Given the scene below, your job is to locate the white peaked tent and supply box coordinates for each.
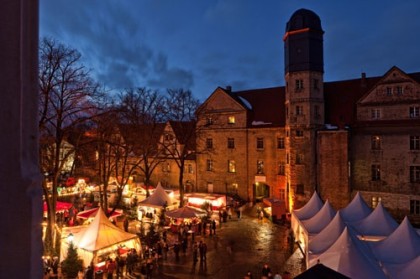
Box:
[352,202,398,238]
[340,192,372,222]
[302,200,336,235]
[291,191,324,253]
[139,183,173,208]
[293,191,324,220]
[312,227,387,279]
[383,256,420,279]
[371,216,420,264]
[61,208,141,267]
[308,211,346,266]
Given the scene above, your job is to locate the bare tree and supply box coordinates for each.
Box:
[163,89,201,207]
[38,37,100,255]
[117,88,167,196]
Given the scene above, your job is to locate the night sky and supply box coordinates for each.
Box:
[40,0,420,101]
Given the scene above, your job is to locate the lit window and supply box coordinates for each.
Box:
[371,136,381,150]
[187,164,193,174]
[228,116,236,124]
[277,138,285,149]
[206,138,213,149]
[410,136,420,150]
[371,197,382,208]
[410,107,419,118]
[227,138,235,149]
[228,160,236,173]
[257,160,264,174]
[371,109,381,120]
[371,164,381,181]
[206,159,213,171]
[257,138,264,149]
[410,166,420,183]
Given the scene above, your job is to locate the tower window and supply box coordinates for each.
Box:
[206,159,213,171]
[257,138,264,149]
[227,138,235,149]
[296,106,303,115]
[228,160,236,173]
[257,160,264,174]
[206,138,213,149]
[313,79,319,90]
[277,137,285,149]
[295,79,304,91]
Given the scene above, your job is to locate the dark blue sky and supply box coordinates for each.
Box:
[40,0,420,101]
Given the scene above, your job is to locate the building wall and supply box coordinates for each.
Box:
[318,130,350,209]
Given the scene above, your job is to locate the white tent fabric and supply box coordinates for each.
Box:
[139,183,173,208]
[308,211,346,265]
[61,208,140,267]
[371,216,420,264]
[294,191,324,220]
[351,202,398,237]
[312,227,387,279]
[302,200,336,235]
[383,256,420,279]
[340,192,372,222]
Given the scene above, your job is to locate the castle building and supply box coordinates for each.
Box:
[196,9,420,223]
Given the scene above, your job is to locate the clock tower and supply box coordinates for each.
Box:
[284,9,325,209]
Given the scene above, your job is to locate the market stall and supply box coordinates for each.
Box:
[137,183,178,222]
[60,208,141,268]
[165,206,207,233]
[185,193,226,211]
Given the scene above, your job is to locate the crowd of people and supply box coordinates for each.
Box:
[244,263,291,279]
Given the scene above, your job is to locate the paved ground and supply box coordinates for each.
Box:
[129,204,305,279]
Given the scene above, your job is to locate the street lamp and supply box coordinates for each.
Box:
[67,233,74,243]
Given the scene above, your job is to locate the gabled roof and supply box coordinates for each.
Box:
[232,86,285,127]
[167,120,196,150]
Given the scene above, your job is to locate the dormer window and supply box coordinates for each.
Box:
[228,116,236,124]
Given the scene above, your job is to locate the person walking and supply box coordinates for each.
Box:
[211,220,217,235]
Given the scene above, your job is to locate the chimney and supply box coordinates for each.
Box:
[226,85,232,93]
[361,72,367,88]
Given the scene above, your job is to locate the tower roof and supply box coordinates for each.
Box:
[286,8,323,32]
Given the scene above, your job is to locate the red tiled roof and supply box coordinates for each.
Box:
[228,71,420,129]
[232,86,286,127]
